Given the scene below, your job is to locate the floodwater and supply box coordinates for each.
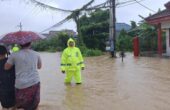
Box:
[1,52,170,110]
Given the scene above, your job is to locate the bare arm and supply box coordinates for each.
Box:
[5,54,14,70]
[4,63,13,70]
[37,56,42,69]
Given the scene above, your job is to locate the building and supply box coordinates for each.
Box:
[42,29,77,38]
[145,1,170,56]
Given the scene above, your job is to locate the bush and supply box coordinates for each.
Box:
[32,32,70,52]
[84,49,103,57]
[78,45,88,55]
[79,45,103,56]
[32,32,103,57]
[32,40,49,51]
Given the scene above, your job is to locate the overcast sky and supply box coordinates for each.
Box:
[0,0,168,35]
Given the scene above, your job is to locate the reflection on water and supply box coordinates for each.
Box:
[1,52,170,110]
[63,85,86,110]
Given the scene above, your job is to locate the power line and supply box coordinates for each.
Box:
[39,0,153,33]
[38,0,144,33]
[117,0,145,8]
[30,0,73,12]
[90,0,146,9]
[14,0,54,31]
[134,0,156,12]
[39,0,95,33]
[41,17,70,33]
[85,1,109,11]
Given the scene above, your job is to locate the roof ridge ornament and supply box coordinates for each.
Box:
[165,2,170,9]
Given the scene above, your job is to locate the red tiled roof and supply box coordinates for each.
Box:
[146,9,170,21]
[145,2,170,24]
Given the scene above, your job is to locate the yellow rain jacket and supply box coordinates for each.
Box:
[12,45,20,52]
[61,38,85,83]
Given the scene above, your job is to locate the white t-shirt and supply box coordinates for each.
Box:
[7,49,41,89]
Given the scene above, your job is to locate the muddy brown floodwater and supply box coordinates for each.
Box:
[1,52,170,110]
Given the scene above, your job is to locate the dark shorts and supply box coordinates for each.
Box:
[0,90,15,108]
[15,82,40,110]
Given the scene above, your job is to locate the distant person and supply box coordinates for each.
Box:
[119,50,125,62]
[5,42,42,110]
[12,44,20,53]
[119,41,126,62]
[60,38,85,84]
[0,45,15,110]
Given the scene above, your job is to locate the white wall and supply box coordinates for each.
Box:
[161,22,170,56]
[162,21,170,29]
[165,29,170,56]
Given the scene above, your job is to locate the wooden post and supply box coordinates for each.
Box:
[157,23,162,56]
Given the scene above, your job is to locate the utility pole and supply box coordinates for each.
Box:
[109,0,116,57]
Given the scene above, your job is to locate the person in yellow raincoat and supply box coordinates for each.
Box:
[60,38,85,84]
[12,44,20,53]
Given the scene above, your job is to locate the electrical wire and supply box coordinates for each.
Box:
[134,0,156,12]
[29,0,73,12]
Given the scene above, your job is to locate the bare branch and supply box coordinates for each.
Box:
[81,0,95,10]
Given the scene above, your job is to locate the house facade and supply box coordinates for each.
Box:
[145,2,170,56]
[43,29,77,38]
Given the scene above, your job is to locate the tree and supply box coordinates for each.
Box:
[128,21,160,52]
[128,21,138,38]
[79,9,109,51]
[32,32,70,52]
[117,29,132,51]
[130,21,137,29]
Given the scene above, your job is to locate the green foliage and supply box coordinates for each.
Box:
[84,49,103,57]
[32,32,70,52]
[117,29,133,51]
[130,21,137,29]
[32,40,50,51]
[79,9,109,51]
[78,45,103,57]
[133,22,158,52]
[128,22,166,52]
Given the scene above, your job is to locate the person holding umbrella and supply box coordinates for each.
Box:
[1,31,45,110]
[5,42,42,110]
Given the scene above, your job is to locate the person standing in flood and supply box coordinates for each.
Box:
[4,42,42,110]
[60,38,85,84]
[11,44,20,53]
[0,45,15,110]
